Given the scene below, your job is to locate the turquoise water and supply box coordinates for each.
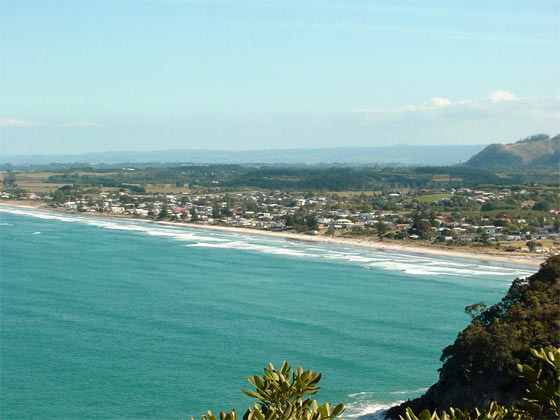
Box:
[0,208,534,419]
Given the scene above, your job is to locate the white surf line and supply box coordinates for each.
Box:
[0,206,538,277]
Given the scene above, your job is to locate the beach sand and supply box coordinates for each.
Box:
[0,201,546,267]
[157,221,544,267]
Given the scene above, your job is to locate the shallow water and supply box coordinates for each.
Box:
[0,208,534,419]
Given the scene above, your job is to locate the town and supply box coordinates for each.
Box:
[2,169,558,256]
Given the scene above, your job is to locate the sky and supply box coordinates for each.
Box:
[1,0,559,155]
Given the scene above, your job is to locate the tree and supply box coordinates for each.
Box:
[526,241,537,252]
[481,202,497,212]
[387,255,560,418]
[212,201,221,219]
[283,214,295,227]
[190,207,198,221]
[400,346,560,420]
[532,201,551,212]
[361,203,373,213]
[305,214,318,230]
[220,206,232,218]
[52,189,67,203]
[157,205,169,220]
[464,302,487,321]
[479,230,490,246]
[376,218,387,241]
[413,220,432,239]
[2,171,16,188]
[429,211,437,226]
[192,362,344,420]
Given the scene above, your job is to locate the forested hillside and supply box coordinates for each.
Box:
[387,256,560,418]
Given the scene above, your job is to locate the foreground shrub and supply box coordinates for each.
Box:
[399,346,560,420]
[192,361,344,420]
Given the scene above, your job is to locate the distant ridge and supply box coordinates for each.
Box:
[2,144,484,166]
[465,134,559,169]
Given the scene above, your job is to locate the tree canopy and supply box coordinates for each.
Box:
[387,255,560,418]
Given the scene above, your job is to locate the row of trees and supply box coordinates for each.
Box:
[41,165,559,192]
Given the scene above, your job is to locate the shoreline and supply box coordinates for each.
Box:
[0,201,546,267]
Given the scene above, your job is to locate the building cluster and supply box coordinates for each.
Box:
[2,186,558,255]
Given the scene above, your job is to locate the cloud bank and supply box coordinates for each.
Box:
[2,92,558,155]
[0,118,38,127]
[61,121,97,128]
[351,91,559,124]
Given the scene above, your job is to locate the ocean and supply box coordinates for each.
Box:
[0,207,535,419]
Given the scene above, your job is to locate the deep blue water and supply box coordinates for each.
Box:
[0,208,534,419]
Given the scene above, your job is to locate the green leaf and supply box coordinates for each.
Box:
[331,403,344,418]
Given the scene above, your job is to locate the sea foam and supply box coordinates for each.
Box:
[0,206,534,280]
[343,391,403,420]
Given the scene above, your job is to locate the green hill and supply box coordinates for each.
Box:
[466,134,559,169]
[386,255,560,419]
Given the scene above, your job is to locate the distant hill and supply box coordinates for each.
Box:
[1,144,484,166]
[466,134,559,169]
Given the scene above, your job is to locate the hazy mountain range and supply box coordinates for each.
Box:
[2,144,484,166]
[5,135,557,167]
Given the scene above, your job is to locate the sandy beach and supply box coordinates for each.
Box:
[159,221,544,267]
[0,201,546,267]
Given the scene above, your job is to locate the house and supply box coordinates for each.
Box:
[481,226,497,237]
[335,219,354,227]
[458,233,475,242]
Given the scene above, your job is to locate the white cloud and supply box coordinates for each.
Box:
[489,90,517,102]
[0,118,38,127]
[428,97,452,107]
[61,121,97,127]
[351,92,558,123]
[399,97,453,113]
[348,92,559,145]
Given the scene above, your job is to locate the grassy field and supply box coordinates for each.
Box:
[144,184,191,194]
[3,172,57,181]
[1,172,61,193]
[329,191,382,197]
[498,240,558,248]
[414,193,453,203]
[0,172,122,193]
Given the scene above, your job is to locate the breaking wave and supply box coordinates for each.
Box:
[0,206,534,279]
[342,388,428,420]
[342,392,401,420]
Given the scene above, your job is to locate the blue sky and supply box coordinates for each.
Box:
[1,0,559,155]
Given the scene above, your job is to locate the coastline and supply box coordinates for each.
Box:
[0,201,546,267]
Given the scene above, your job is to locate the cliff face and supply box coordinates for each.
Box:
[466,134,559,169]
[386,256,560,419]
